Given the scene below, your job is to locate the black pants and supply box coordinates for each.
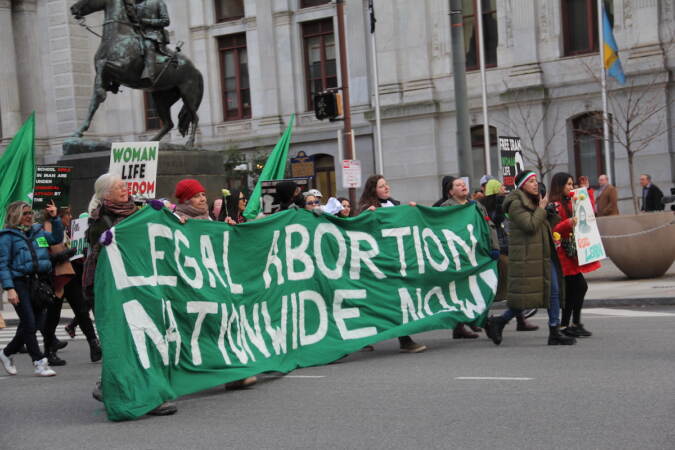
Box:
[4,278,45,361]
[562,273,588,327]
[42,296,63,353]
[64,269,97,342]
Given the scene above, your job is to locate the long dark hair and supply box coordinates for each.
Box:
[222,189,243,222]
[337,197,351,217]
[358,174,385,213]
[549,172,573,215]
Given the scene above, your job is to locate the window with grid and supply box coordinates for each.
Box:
[300,0,331,8]
[302,19,337,110]
[573,113,605,181]
[462,0,498,70]
[144,92,161,131]
[215,0,245,23]
[219,33,251,121]
[561,0,613,56]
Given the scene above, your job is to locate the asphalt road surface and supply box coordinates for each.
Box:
[1,306,674,450]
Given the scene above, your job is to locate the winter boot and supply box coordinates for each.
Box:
[485,316,508,345]
[548,326,576,345]
[516,313,539,331]
[89,339,102,362]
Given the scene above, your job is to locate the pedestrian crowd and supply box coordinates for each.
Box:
[0,168,669,418]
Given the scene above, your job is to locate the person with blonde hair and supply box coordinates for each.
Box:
[0,201,63,376]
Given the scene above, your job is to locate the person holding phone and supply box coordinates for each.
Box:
[0,201,63,376]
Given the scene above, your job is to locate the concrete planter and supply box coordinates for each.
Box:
[597,212,675,279]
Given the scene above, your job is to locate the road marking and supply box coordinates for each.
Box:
[583,308,675,317]
[261,375,326,379]
[455,377,534,381]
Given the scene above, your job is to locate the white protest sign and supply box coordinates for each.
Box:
[571,187,606,265]
[109,142,159,199]
[70,217,89,261]
[342,160,362,189]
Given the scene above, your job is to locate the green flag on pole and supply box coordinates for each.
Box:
[243,114,295,220]
[0,112,36,225]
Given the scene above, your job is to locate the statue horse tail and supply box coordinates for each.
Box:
[178,69,204,138]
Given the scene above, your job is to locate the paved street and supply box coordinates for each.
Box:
[1,306,674,450]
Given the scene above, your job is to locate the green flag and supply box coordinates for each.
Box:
[243,114,295,220]
[94,204,498,421]
[0,112,36,225]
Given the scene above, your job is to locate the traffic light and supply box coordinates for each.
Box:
[314,90,343,121]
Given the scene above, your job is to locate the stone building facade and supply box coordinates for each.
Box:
[0,0,673,211]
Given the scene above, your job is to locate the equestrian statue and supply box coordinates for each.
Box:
[70,0,203,147]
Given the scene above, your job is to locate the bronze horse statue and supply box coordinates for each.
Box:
[70,0,203,147]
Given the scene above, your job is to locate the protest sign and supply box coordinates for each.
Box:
[498,137,524,190]
[571,187,606,265]
[109,142,159,199]
[95,204,498,421]
[70,217,89,260]
[33,166,72,208]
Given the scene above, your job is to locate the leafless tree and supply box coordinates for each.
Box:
[580,57,674,214]
[496,86,567,181]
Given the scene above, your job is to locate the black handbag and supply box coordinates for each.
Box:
[19,234,55,310]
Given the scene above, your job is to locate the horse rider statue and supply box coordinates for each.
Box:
[133,0,173,84]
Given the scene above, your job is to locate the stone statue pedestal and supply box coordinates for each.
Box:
[58,138,225,215]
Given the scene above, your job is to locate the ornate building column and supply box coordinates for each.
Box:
[0,0,23,139]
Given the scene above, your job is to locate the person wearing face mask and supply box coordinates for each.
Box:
[485,170,574,346]
[438,177,504,338]
[357,175,426,353]
[549,172,601,339]
[0,201,63,377]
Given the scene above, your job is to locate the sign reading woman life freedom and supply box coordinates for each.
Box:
[572,187,606,265]
[108,142,159,199]
[95,205,498,421]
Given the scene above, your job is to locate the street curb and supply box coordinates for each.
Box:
[2,297,674,328]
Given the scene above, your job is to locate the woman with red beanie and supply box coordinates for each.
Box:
[174,179,211,221]
[172,179,257,389]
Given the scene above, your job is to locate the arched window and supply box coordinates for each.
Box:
[313,154,336,199]
[572,112,605,182]
[470,125,499,187]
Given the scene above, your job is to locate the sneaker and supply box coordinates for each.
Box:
[561,326,581,338]
[148,401,177,416]
[570,323,592,337]
[92,381,103,402]
[47,351,67,366]
[0,348,17,375]
[33,358,56,377]
[399,341,427,353]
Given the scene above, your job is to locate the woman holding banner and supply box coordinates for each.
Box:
[485,170,575,346]
[0,201,63,376]
[173,179,258,390]
[357,175,427,353]
[85,173,176,416]
[549,173,601,339]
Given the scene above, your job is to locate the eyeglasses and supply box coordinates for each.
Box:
[22,211,33,216]
[239,197,247,201]
[306,201,321,206]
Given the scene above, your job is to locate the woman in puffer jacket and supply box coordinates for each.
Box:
[0,201,63,377]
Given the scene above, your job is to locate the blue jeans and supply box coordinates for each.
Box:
[501,259,561,327]
[3,278,45,361]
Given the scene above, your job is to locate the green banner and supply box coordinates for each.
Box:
[95,204,498,421]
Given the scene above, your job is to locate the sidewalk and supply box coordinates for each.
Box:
[1,260,674,327]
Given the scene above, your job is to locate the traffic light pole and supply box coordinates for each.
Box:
[336,0,357,208]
